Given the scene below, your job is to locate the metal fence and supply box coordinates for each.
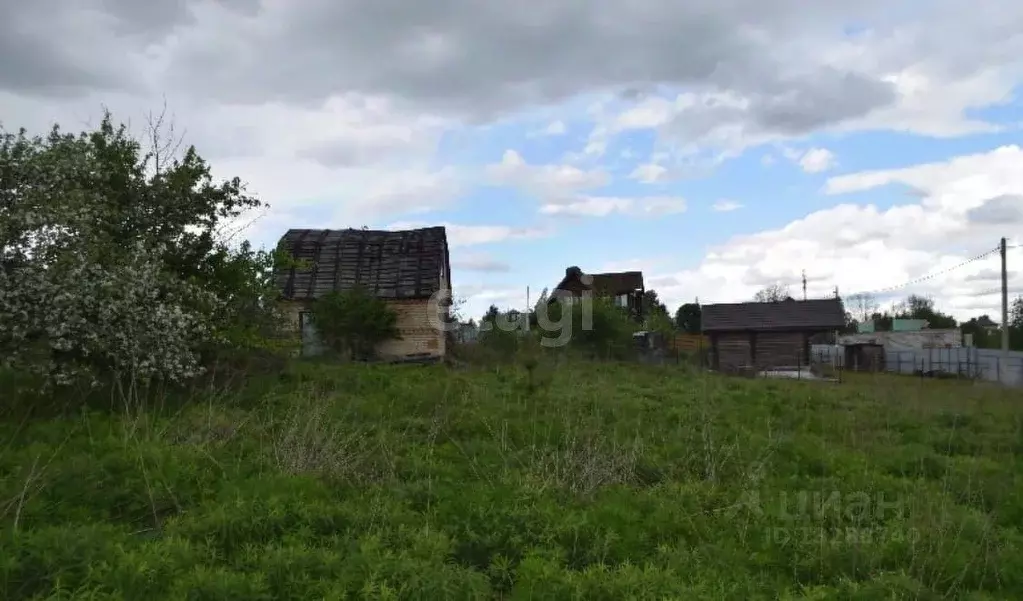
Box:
[810,345,1023,386]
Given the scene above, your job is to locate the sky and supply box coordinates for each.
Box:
[4,1,1023,322]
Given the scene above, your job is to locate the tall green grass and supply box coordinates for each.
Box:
[1,361,1021,599]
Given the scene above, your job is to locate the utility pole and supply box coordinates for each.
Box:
[1001,237,1009,363]
[802,270,807,301]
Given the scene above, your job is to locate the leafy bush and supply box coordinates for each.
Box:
[644,310,676,348]
[0,113,284,387]
[0,243,216,386]
[308,287,400,360]
[476,308,527,360]
[539,297,639,359]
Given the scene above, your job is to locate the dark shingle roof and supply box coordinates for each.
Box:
[588,271,644,295]
[701,298,846,332]
[551,267,645,298]
[275,226,450,301]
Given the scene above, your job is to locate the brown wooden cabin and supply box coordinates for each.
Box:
[548,266,645,321]
[701,297,846,371]
[274,226,451,362]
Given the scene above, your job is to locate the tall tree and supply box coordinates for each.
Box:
[675,303,702,334]
[642,289,668,316]
[895,294,957,329]
[753,284,791,302]
[846,293,879,323]
[961,314,999,349]
[0,111,277,386]
[481,304,500,325]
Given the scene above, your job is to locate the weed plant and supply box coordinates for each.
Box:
[1,359,1021,599]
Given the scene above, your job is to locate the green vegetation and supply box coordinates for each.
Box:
[0,112,283,387]
[2,362,1021,599]
[4,109,1022,600]
[310,287,401,360]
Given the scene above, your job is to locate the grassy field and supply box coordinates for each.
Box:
[1,359,1022,599]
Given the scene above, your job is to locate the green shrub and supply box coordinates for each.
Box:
[309,287,399,360]
[0,113,283,389]
[539,297,639,360]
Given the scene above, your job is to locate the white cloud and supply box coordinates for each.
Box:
[539,196,686,217]
[649,146,1023,321]
[796,147,837,173]
[0,91,461,250]
[599,257,671,273]
[6,0,1023,327]
[766,145,837,174]
[451,252,511,273]
[454,285,528,319]
[712,199,743,212]
[386,220,553,247]
[543,120,566,135]
[629,163,668,183]
[487,149,609,197]
[487,150,684,217]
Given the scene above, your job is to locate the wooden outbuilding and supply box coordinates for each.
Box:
[274,226,451,362]
[701,297,846,371]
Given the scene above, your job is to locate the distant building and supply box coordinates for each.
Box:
[274,226,452,362]
[701,298,847,371]
[892,318,929,332]
[838,329,962,350]
[549,266,646,321]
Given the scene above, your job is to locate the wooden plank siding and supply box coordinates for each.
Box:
[672,333,709,353]
[755,331,807,369]
[709,330,812,371]
[714,332,752,370]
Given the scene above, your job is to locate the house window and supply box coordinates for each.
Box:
[616,293,629,308]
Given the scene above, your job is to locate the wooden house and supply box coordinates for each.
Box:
[548,266,645,320]
[701,297,846,371]
[274,226,451,362]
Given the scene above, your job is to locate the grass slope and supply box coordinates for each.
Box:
[1,360,1022,599]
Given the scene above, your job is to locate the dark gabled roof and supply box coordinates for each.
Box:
[551,266,644,299]
[275,226,450,301]
[588,271,644,295]
[701,298,846,332]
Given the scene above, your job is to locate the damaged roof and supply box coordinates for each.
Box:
[552,266,645,297]
[275,226,450,301]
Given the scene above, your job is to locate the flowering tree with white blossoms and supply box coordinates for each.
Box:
[0,112,280,387]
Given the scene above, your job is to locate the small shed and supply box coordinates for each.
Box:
[549,266,645,320]
[274,226,451,362]
[702,298,847,371]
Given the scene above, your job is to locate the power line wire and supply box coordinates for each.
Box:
[844,246,1001,299]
